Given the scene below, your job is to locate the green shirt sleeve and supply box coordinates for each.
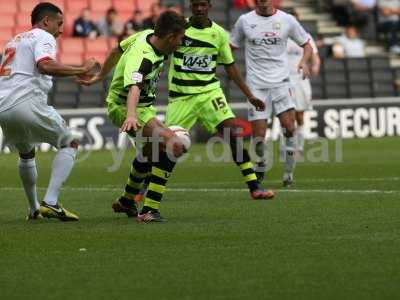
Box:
[123,49,153,88]
[119,32,140,52]
[217,29,235,65]
[119,29,154,52]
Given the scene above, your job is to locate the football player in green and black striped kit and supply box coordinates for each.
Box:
[103,11,187,223]
[164,0,275,200]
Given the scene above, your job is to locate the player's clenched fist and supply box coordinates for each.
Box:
[248,96,265,111]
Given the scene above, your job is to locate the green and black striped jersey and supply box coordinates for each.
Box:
[107,34,167,107]
[168,20,235,97]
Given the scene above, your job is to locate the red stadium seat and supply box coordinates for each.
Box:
[91,11,105,23]
[0,15,16,28]
[66,0,89,13]
[16,13,32,27]
[48,0,65,11]
[119,12,132,23]
[108,37,118,49]
[63,12,80,37]
[0,39,10,52]
[0,28,14,41]
[112,0,135,14]
[14,25,32,35]
[59,52,83,65]
[60,38,85,53]
[84,37,109,52]
[0,1,18,14]
[136,0,157,16]
[18,0,38,13]
[89,0,112,13]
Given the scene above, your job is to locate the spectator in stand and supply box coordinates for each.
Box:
[97,7,124,37]
[142,2,165,29]
[351,0,376,38]
[331,0,353,26]
[124,10,143,36]
[73,8,99,39]
[332,26,366,58]
[377,0,400,54]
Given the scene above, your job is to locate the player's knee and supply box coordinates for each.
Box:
[251,124,266,138]
[283,124,296,137]
[296,113,304,126]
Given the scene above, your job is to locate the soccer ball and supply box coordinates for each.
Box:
[169,125,191,151]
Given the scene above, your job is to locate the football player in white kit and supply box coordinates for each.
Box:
[0,3,98,220]
[230,0,313,187]
[287,15,320,158]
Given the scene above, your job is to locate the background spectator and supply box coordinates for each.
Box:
[97,7,124,37]
[332,26,366,57]
[377,0,400,53]
[73,8,98,39]
[142,2,165,29]
[124,10,143,36]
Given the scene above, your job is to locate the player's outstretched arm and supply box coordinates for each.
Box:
[38,58,98,77]
[224,63,265,111]
[120,85,141,133]
[311,52,321,77]
[298,42,313,79]
[77,46,123,85]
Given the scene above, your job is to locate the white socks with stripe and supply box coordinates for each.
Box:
[43,147,77,206]
[18,158,40,214]
[296,125,305,152]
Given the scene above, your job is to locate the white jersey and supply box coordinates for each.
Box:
[0,28,56,113]
[230,10,309,88]
[287,34,318,83]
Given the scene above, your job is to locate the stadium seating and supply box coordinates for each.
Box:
[0,0,398,108]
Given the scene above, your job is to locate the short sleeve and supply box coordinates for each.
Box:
[119,32,139,52]
[217,29,235,65]
[123,50,153,88]
[309,36,319,54]
[34,32,57,64]
[288,15,309,47]
[230,16,245,49]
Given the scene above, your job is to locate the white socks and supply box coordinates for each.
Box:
[43,147,77,206]
[283,136,296,178]
[296,125,305,152]
[18,158,39,214]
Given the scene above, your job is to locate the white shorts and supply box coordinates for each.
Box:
[292,79,312,111]
[248,83,295,121]
[0,99,72,153]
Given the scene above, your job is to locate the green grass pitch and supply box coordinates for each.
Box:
[0,137,399,299]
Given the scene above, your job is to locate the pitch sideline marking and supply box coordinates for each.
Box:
[0,187,399,195]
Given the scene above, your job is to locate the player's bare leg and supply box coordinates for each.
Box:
[278,109,297,187]
[218,118,274,200]
[295,110,305,159]
[251,119,269,183]
[18,148,41,220]
[40,140,79,221]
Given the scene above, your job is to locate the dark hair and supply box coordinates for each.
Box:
[106,8,117,16]
[31,2,62,26]
[190,0,211,3]
[154,11,186,38]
